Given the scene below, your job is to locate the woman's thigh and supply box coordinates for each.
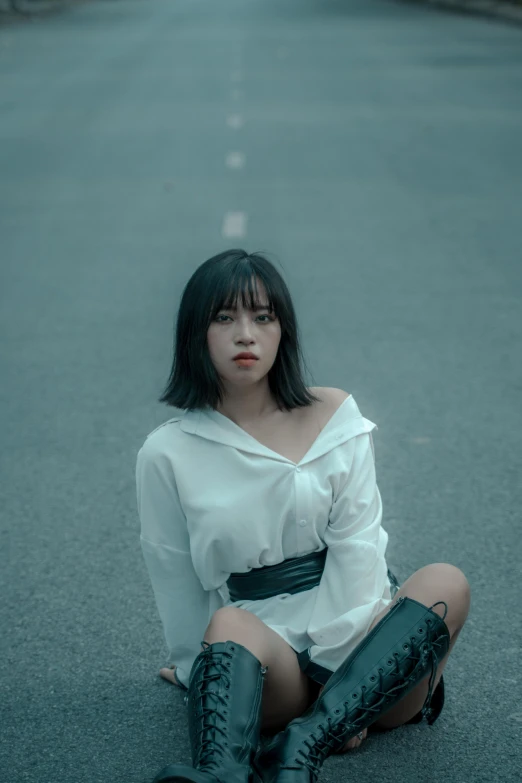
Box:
[206,606,312,735]
[260,635,313,734]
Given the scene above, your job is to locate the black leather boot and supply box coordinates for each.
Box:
[152,640,268,783]
[252,596,450,783]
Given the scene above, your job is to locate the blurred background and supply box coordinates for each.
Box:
[1,1,521,782]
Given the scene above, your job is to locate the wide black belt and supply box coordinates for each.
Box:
[227,548,328,603]
[227,548,401,604]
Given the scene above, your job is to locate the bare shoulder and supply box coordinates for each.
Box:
[308,388,351,427]
[310,387,351,407]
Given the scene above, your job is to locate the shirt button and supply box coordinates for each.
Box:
[299,520,307,527]
[295,466,301,473]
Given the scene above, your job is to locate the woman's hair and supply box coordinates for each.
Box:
[158,248,321,413]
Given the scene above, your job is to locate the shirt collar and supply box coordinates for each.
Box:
[177,395,377,466]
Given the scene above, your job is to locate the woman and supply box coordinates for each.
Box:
[136,249,471,783]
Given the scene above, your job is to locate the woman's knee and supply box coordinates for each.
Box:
[206,606,253,632]
[205,606,311,733]
[205,607,268,655]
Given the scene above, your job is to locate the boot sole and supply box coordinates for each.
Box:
[153,762,264,783]
[152,764,216,782]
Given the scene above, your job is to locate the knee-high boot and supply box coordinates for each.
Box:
[152,640,268,783]
[252,596,450,783]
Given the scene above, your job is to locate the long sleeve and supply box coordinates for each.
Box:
[304,430,390,673]
[136,439,226,689]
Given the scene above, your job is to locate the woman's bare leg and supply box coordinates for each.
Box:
[203,606,311,734]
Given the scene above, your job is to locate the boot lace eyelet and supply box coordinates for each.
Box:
[378,667,384,673]
[403,643,409,650]
[418,628,424,633]
[335,709,341,714]
[387,660,393,665]
[370,675,376,681]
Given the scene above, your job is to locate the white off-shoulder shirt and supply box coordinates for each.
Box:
[136,394,394,689]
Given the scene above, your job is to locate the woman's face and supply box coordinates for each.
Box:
[206,281,282,392]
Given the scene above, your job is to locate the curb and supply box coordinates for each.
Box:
[2,0,522,27]
[2,0,522,26]
[0,0,86,21]
[407,0,522,26]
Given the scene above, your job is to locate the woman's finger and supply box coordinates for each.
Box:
[159,666,178,685]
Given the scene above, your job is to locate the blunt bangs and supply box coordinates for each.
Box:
[158,249,321,413]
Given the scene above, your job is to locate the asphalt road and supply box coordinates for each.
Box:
[1,1,521,781]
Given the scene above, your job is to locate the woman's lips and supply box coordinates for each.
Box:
[234,358,258,367]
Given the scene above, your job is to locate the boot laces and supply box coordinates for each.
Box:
[193,644,233,774]
[283,607,448,782]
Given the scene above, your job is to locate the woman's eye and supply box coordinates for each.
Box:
[216,315,272,323]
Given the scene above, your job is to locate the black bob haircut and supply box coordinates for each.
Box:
[158,249,321,413]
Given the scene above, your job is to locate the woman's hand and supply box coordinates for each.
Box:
[317,685,368,753]
[160,664,182,687]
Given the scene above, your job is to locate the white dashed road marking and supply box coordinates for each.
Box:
[227,115,244,129]
[222,212,247,238]
[226,152,245,169]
